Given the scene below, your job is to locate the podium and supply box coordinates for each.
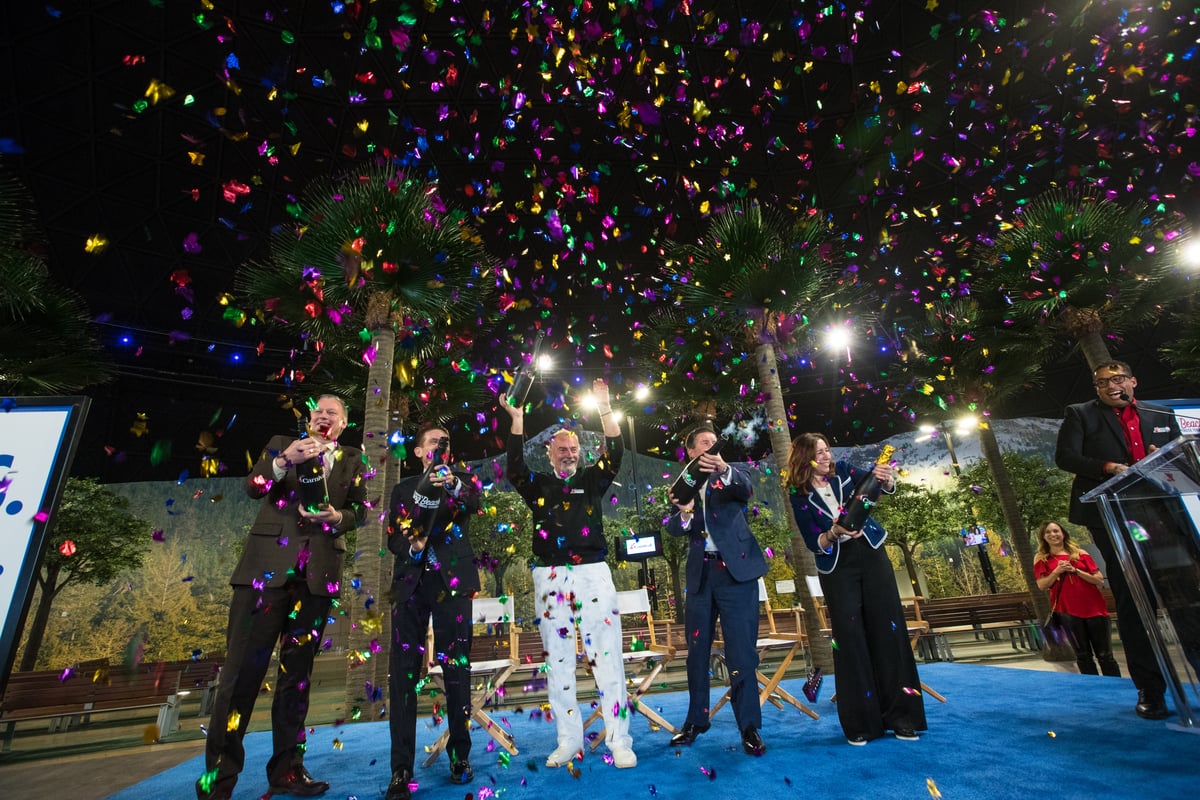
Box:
[1081,433,1200,732]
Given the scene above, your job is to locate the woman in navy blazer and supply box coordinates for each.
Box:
[786,432,926,746]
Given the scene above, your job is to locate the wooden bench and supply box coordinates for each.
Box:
[918,592,1039,661]
[1,660,185,751]
[171,654,225,717]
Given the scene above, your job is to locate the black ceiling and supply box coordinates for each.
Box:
[2,1,1198,482]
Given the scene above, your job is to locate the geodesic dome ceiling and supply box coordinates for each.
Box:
[2,1,1198,481]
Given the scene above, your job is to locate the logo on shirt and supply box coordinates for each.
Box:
[412,491,441,509]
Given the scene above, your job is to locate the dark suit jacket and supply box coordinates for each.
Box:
[387,469,481,603]
[1055,399,1180,528]
[230,434,368,597]
[666,465,767,586]
[789,461,891,575]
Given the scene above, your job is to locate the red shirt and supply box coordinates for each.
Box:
[1117,403,1146,462]
[1034,551,1109,618]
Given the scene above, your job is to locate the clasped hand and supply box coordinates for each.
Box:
[829,521,864,540]
[299,503,343,527]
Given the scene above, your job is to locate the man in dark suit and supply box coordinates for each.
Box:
[385,424,481,800]
[665,423,769,755]
[1055,360,1179,720]
[198,395,368,800]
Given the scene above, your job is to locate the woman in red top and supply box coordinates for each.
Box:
[1033,521,1121,677]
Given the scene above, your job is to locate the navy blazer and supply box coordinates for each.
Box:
[789,460,891,575]
[1055,399,1180,528]
[666,464,767,586]
[387,469,482,604]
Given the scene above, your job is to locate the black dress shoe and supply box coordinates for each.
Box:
[195,778,233,800]
[450,760,474,785]
[386,770,413,800]
[1136,690,1169,720]
[669,721,710,746]
[268,765,330,797]
[741,725,766,756]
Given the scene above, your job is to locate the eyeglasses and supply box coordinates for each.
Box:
[1093,375,1131,388]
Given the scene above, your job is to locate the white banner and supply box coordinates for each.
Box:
[0,398,88,682]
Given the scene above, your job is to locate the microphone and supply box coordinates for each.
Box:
[1117,393,1200,428]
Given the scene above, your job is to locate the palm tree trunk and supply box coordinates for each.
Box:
[1064,308,1112,372]
[977,421,1049,623]
[754,341,834,672]
[343,293,396,723]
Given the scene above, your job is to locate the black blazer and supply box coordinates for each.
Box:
[1055,399,1180,528]
[230,434,368,597]
[387,470,481,603]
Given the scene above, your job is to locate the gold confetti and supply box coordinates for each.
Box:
[926,777,942,799]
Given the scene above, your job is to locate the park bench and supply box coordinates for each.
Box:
[0,660,185,751]
[918,592,1040,661]
[171,654,225,717]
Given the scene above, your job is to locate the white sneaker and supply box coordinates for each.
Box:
[611,747,637,769]
[545,745,580,768]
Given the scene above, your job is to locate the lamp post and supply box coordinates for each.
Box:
[612,384,656,602]
[920,416,998,594]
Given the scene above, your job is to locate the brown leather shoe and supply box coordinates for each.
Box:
[268,765,330,797]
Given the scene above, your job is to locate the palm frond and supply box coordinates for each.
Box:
[238,163,496,339]
[890,296,1045,419]
[974,188,1179,336]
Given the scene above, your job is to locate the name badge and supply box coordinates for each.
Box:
[1153,426,1171,433]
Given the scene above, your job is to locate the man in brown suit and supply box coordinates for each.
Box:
[198,395,368,800]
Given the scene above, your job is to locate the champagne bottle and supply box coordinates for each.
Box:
[506,331,546,407]
[836,445,895,532]
[669,436,727,506]
[295,417,329,513]
[412,436,450,512]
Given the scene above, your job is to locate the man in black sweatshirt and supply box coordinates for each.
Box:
[499,378,637,770]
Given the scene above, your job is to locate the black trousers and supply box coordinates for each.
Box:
[1063,613,1121,676]
[204,582,331,793]
[821,537,926,741]
[1087,524,1167,696]
[389,573,473,775]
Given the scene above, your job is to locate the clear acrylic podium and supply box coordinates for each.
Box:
[1081,433,1200,732]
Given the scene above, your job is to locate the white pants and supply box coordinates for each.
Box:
[532,562,633,754]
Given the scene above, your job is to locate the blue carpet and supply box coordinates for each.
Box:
[106,663,1195,800]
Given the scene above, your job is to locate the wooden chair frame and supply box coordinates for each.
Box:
[583,587,678,747]
[422,596,520,766]
[709,578,819,722]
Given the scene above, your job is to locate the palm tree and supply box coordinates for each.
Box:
[974,188,1184,371]
[657,201,856,670]
[0,169,111,395]
[236,163,496,722]
[891,296,1053,620]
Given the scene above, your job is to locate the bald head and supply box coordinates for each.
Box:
[547,428,581,477]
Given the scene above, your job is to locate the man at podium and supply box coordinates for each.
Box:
[1055,361,1179,721]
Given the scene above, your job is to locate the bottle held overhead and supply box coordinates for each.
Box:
[506,331,546,407]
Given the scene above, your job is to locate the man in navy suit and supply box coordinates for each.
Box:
[1055,360,1180,720]
[385,424,482,800]
[665,423,768,755]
